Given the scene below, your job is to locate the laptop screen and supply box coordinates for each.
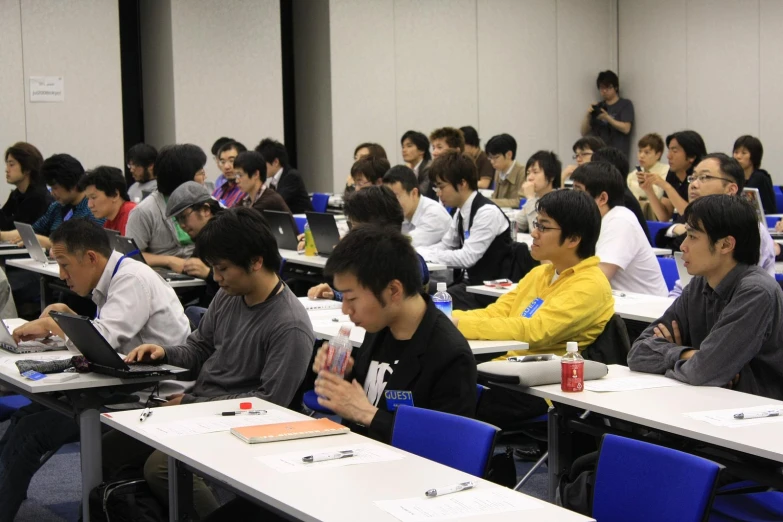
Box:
[48,312,127,370]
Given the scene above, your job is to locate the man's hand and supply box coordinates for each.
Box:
[314,371,377,425]
[678,349,697,361]
[296,233,306,252]
[596,108,611,123]
[307,283,335,300]
[183,258,210,279]
[312,341,354,376]
[644,172,666,188]
[40,303,74,318]
[670,224,687,236]
[726,373,740,389]
[451,316,460,328]
[521,181,536,199]
[162,394,184,406]
[562,164,577,183]
[167,257,186,274]
[776,219,783,233]
[1,231,21,244]
[124,344,165,363]
[12,318,56,344]
[653,320,682,345]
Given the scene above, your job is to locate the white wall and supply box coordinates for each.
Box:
[619,0,783,181]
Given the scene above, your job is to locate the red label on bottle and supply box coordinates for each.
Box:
[561,360,584,392]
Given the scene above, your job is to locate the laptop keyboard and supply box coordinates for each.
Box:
[128,364,165,372]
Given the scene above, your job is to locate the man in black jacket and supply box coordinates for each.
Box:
[1,142,52,230]
[255,138,313,214]
[313,225,477,443]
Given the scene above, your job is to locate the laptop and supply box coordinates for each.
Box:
[263,210,300,251]
[49,312,174,378]
[104,229,120,241]
[673,251,693,288]
[110,236,195,282]
[0,320,66,354]
[15,221,56,264]
[742,188,765,223]
[305,212,341,257]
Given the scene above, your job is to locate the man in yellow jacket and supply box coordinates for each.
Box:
[453,189,615,357]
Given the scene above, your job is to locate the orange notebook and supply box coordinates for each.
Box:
[230,418,350,444]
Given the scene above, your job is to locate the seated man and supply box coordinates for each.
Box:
[1,142,52,230]
[485,133,524,208]
[210,136,234,191]
[452,189,614,355]
[80,166,136,235]
[351,154,391,191]
[211,140,247,208]
[733,135,776,214]
[427,127,466,200]
[234,150,292,214]
[517,150,561,233]
[416,151,512,310]
[0,218,190,521]
[383,165,451,247]
[401,130,434,199]
[571,162,668,296]
[561,136,605,184]
[626,133,668,203]
[126,143,158,203]
[104,207,315,518]
[628,195,783,400]
[460,126,494,189]
[256,138,313,214]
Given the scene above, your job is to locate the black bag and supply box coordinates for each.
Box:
[556,451,598,516]
[88,478,165,522]
[485,446,517,488]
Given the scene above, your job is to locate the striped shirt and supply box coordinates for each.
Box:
[32,196,104,235]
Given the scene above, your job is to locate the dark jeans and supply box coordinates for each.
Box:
[0,402,79,522]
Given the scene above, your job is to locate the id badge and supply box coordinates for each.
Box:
[384,390,414,411]
[521,297,544,318]
[21,370,47,381]
[463,230,470,240]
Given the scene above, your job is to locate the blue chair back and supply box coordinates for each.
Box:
[311,193,329,213]
[766,215,779,229]
[294,216,307,235]
[710,490,783,521]
[0,395,32,422]
[647,221,671,248]
[391,405,499,477]
[302,389,334,414]
[775,186,783,215]
[593,434,722,522]
[657,257,678,292]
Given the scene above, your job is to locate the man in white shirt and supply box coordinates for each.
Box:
[1,218,190,521]
[572,162,668,296]
[417,151,512,309]
[383,165,450,247]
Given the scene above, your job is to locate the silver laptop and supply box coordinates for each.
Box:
[674,252,693,289]
[742,188,764,224]
[0,320,66,354]
[15,221,56,265]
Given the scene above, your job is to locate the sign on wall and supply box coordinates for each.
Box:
[29,76,64,102]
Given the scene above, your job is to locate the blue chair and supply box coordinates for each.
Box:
[311,193,329,213]
[391,405,499,477]
[294,216,307,235]
[0,395,32,422]
[593,434,722,522]
[658,257,678,292]
[775,186,783,215]
[710,490,783,521]
[766,215,779,229]
[302,389,333,415]
[647,221,671,248]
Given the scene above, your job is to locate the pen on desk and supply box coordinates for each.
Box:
[139,408,152,422]
[425,481,475,498]
[219,409,267,416]
[611,290,626,298]
[302,450,354,463]
[733,409,779,420]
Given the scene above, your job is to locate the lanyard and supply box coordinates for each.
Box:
[63,209,74,222]
[97,252,137,320]
[266,277,284,303]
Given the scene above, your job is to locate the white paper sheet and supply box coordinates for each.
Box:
[684,405,783,428]
[374,488,542,522]
[298,297,343,311]
[584,376,686,392]
[257,442,403,473]
[136,409,299,437]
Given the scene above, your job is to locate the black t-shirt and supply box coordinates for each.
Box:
[623,188,652,245]
[589,98,635,159]
[747,169,777,214]
[0,184,53,231]
[363,335,410,410]
[664,170,690,202]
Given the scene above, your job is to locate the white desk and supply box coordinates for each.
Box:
[101,399,591,522]
[281,249,449,272]
[0,245,27,257]
[303,298,528,356]
[515,233,671,256]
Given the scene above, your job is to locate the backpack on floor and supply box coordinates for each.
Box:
[87,478,165,522]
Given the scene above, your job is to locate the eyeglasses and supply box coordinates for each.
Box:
[175,209,194,225]
[687,174,733,184]
[219,157,236,167]
[127,163,138,171]
[572,152,593,160]
[354,179,372,188]
[531,220,561,233]
[488,154,504,161]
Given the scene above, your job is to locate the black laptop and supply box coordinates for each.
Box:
[111,236,195,281]
[49,312,174,378]
[305,212,341,257]
[263,210,300,251]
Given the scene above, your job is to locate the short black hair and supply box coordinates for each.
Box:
[485,133,518,160]
[733,135,763,171]
[400,130,432,162]
[525,151,562,189]
[383,165,418,193]
[571,162,626,209]
[344,185,404,229]
[255,138,290,168]
[666,130,707,173]
[596,70,619,91]
[189,199,224,218]
[196,207,281,273]
[350,156,391,184]
[428,150,478,191]
[354,143,388,160]
[536,189,601,259]
[5,142,44,186]
[572,136,606,153]
[233,150,266,179]
[325,225,422,304]
[217,140,247,157]
[155,144,207,196]
[459,126,480,148]
[41,154,85,190]
[78,166,129,201]
[49,218,111,258]
[684,195,760,266]
[591,147,630,182]
[126,143,157,168]
[699,152,745,192]
[211,137,234,157]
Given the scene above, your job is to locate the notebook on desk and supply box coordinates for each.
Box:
[0,320,65,354]
[230,418,349,444]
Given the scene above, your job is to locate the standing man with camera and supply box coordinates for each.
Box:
[580,70,634,161]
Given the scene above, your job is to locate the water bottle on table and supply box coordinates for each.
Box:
[433,282,453,318]
[561,341,584,392]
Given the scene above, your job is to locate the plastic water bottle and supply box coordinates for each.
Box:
[325,325,353,377]
[561,342,584,392]
[433,282,453,318]
[304,222,317,256]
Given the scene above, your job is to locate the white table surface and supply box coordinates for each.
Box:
[101,399,591,522]
[515,233,670,257]
[281,249,449,272]
[303,298,527,356]
[0,245,27,256]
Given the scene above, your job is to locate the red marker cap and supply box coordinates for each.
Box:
[239,402,252,410]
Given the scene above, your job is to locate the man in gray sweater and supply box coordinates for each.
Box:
[628,195,783,400]
[104,207,314,518]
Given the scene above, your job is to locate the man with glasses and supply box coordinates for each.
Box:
[126,143,158,203]
[579,70,634,160]
[211,141,246,207]
[561,136,606,184]
[351,155,391,191]
[485,133,524,208]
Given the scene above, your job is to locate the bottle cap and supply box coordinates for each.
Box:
[566,342,578,353]
[239,402,252,410]
[437,282,447,292]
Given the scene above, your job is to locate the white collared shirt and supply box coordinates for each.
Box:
[91,251,191,354]
[416,191,509,269]
[268,167,284,188]
[403,195,452,247]
[412,159,423,176]
[498,161,516,182]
